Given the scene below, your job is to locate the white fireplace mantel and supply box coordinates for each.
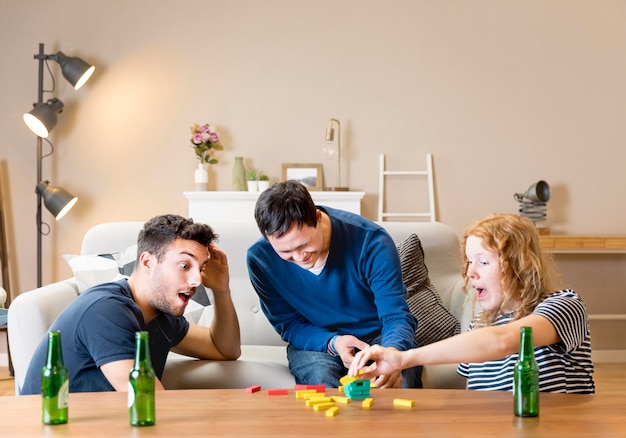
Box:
[184,191,365,224]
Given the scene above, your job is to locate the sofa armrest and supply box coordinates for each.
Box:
[8,278,80,394]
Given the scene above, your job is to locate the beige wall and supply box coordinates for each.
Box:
[1,0,625,296]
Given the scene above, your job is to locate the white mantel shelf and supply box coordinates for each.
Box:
[184,191,365,224]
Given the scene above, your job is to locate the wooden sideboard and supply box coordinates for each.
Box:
[539,234,626,361]
[539,235,626,254]
[184,191,365,224]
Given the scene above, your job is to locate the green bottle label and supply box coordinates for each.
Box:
[57,380,69,409]
[127,382,135,408]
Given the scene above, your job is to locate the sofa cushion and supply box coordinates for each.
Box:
[397,234,461,346]
[396,233,429,298]
[163,346,294,390]
[97,244,137,276]
[62,253,125,293]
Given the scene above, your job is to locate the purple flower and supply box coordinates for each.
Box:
[192,133,204,144]
[189,122,224,164]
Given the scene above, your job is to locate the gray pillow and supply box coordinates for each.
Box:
[397,234,460,346]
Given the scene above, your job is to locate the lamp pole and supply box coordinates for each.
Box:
[329,118,341,189]
[35,43,45,287]
[27,43,90,287]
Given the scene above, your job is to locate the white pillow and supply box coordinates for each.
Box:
[63,244,137,293]
[63,254,126,293]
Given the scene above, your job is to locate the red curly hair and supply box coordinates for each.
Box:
[461,213,560,327]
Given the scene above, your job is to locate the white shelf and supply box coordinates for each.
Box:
[184,191,365,224]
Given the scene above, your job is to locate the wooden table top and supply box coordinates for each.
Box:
[0,388,623,437]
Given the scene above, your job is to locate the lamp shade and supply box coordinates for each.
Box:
[23,98,64,138]
[55,51,95,90]
[36,181,77,220]
[514,180,550,223]
[325,122,335,142]
[514,180,551,203]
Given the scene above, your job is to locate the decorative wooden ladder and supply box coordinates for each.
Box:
[377,153,436,222]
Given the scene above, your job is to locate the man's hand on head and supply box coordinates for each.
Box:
[202,244,230,295]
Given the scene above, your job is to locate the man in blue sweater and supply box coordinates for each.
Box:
[246,181,421,388]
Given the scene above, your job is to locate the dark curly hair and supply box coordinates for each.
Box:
[137,214,218,262]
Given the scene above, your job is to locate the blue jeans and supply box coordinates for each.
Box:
[287,335,423,388]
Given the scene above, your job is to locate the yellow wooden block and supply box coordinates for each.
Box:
[306,397,333,407]
[302,392,326,400]
[339,375,357,386]
[295,389,318,399]
[325,406,340,417]
[339,371,364,387]
[362,398,374,409]
[393,398,415,408]
[313,402,336,411]
[330,396,351,404]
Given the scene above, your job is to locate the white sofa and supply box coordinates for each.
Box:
[8,220,472,395]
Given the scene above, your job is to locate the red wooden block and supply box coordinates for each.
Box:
[267,388,289,396]
[294,384,326,392]
[306,385,326,393]
[294,384,327,392]
[245,385,261,394]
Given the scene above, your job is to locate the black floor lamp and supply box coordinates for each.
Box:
[22,43,95,287]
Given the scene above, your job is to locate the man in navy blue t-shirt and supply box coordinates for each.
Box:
[22,214,241,394]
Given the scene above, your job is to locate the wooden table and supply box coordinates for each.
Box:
[0,388,624,437]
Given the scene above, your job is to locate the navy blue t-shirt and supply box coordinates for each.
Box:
[21,279,189,394]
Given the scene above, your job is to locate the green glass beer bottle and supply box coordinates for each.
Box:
[513,326,539,417]
[41,330,69,425]
[128,331,155,426]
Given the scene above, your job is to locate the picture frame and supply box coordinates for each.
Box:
[282,163,324,191]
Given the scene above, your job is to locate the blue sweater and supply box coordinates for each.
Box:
[246,207,417,353]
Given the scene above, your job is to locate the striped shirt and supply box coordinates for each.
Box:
[457,289,595,394]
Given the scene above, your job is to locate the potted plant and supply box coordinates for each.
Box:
[247,168,259,192]
[258,173,270,191]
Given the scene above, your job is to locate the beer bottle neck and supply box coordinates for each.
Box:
[133,331,153,371]
[46,331,63,368]
[518,327,534,360]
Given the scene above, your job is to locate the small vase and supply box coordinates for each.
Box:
[194,163,209,191]
[232,157,246,191]
[247,180,259,192]
[258,180,270,191]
